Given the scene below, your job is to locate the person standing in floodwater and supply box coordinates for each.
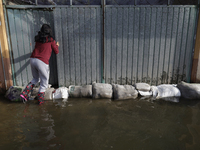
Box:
[20,24,59,105]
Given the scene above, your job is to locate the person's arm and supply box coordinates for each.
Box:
[51,40,59,54]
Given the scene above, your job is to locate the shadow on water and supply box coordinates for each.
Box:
[0,95,200,150]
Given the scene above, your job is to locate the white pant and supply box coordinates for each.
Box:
[30,58,49,92]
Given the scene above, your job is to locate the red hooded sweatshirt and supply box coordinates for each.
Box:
[30,38,59,64]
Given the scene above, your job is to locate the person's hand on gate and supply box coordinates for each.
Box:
[56,42,59,46]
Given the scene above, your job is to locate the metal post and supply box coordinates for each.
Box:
[134,0,137,6]
[35,0,38,5]
[101,0,105,83]
[0,42,7,90]
[168,0,170,5]
[70,0,72,6]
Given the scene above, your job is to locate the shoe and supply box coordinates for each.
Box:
[38,92,45,105]
[20,82,35,103]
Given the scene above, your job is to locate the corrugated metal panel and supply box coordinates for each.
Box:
[104,6,198,85]
[7,9,58,86]
[6,5,198,87]
[54,7,102,86]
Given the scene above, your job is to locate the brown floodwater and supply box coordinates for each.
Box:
[0,95,200,150]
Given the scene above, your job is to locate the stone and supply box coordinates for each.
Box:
[92,83,113,99]
[69,85,92,98]
[113,84,138,100]
[134,83,151,91]
[177,81,200,99]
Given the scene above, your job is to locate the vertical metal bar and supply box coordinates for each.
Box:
[101,0,105,83]
[35,0,38,5]
[70,0,72,6]
[0,42,7,89]
[134,0,137,6]
[168,0,170,5]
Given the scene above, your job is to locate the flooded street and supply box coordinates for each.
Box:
[0,96,200,150]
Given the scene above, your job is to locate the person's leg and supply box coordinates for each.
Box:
[20,58,39,102]
[30,58,40,84]
[34,59,49,104]
[20,82,35,102]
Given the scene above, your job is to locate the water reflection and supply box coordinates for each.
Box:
[0,96,200,149]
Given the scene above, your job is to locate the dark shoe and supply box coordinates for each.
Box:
[38,92,45,105]
[20,82,35,103]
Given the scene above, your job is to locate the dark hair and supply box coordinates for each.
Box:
[35,24,54,43]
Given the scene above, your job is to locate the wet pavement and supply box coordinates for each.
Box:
[0,95,200,150]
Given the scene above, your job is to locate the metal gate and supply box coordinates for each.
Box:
[6,8,58,86]
[54,6,102,87]
[104,5,198,85]
[4,2,199,87]
[54,4,199,86]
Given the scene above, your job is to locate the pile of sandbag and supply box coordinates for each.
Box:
[6,80,200,102]
[133,83,181,102]
[134,83,152,96]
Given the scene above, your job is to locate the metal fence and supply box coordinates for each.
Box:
[104,6,198,85]
[7,9,58,86]
[4,1,199,87]
[54,7,102,86]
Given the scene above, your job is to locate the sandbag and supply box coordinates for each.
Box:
[151,86,158,97]
[138,91,152,96]
[134,83,151,91]
[177,81,200,99]
[69,85,92,98]
[5,86,24,102]
[44,88,55,100]
[52,87,69,99]
[160,97,179,103]
[92,83,113,99]
[113,84,138,100]
[156,84,181,98]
